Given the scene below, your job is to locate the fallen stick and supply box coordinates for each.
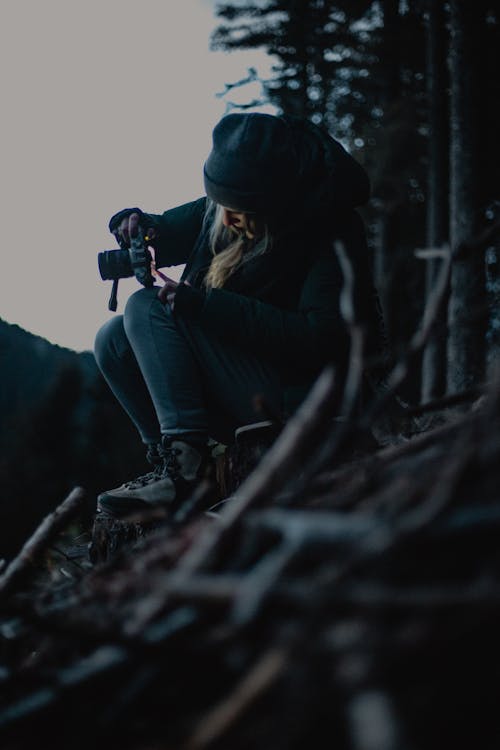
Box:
[291,244,453,497]
[406,383,485,415]
[183,646,289,750]
[0,486,86,601]
[0,644,127,731]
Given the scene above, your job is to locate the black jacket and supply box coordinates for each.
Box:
[125,122,384,414]
[142,200,382,414]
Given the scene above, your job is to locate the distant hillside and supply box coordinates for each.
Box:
[0,317,145,559]
[0,317,96,431]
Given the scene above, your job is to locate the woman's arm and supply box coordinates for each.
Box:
[175,250,349,373]
[144,197,207,268]
[173,210,382,373]
[108,198,207,268]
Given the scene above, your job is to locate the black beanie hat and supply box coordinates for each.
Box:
[203,112,371,222]
[203,113,298,214]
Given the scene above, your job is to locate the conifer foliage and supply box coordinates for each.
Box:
[212,0,500,400]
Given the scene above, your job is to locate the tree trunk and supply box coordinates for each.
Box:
[371,0,402,359]
[446,1,487,393]
[421,0,449,401]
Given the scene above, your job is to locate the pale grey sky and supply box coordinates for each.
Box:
[0,0,274,351]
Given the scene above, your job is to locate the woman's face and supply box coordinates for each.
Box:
[221,207,256,239]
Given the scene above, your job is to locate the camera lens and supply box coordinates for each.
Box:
[98,249,133,281]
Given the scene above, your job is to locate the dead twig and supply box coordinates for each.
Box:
[0,486,86,601]
[279,240,369,500]
[183,647,289,750]
[371,246,452,409]
[406,383,485,415]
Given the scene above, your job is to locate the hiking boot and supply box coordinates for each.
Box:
[97,437,210,518]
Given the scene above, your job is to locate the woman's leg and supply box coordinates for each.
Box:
[123,287,283,444]
[94,315,161,445]
[122,288,210,444]
[175,314,282,443]
[95,286,283,515]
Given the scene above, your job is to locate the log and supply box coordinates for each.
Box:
[214,420,279,502]
[88,508,167,565]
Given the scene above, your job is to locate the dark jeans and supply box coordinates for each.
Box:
[94,287,283,445]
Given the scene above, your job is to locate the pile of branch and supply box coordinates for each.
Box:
[0,365,499,749]
[1,246,499,749]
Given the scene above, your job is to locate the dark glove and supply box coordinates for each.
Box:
[108,207,144,234]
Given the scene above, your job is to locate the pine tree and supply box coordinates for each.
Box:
[211,1,374,133]
[446,0,488,393]
[210,1,499,399]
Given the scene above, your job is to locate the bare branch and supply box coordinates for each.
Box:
[0,487,86,600]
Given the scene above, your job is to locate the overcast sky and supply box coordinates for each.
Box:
[0,0,274,351]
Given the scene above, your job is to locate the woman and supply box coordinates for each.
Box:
[94,112,380,517]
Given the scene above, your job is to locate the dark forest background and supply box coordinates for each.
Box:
[1,0,499,558]
[0,320,145,558]
[211,0,500,398]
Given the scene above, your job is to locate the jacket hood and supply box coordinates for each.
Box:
[281,115,370,224]
[203,111,370,232]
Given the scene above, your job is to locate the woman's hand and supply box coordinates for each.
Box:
[109,209,158,247]
[157,278,192,310]
[157,276,179,308]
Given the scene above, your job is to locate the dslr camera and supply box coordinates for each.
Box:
[98,226,154,311]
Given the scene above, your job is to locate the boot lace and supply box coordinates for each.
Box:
[123,461,164,489]
[123,442,182,489]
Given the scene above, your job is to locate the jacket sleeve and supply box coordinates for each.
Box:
[144,197,206,268]
[174,209,384,373]
[175,249,350,373]
[214,254,347,369]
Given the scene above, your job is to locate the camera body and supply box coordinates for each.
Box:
[98,227,154,310]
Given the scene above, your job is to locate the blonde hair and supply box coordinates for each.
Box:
[204,201,271,289]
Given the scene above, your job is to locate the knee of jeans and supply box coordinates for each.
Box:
[94,315,127,367]
[124,286,171,339]
[123,287,160,328]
